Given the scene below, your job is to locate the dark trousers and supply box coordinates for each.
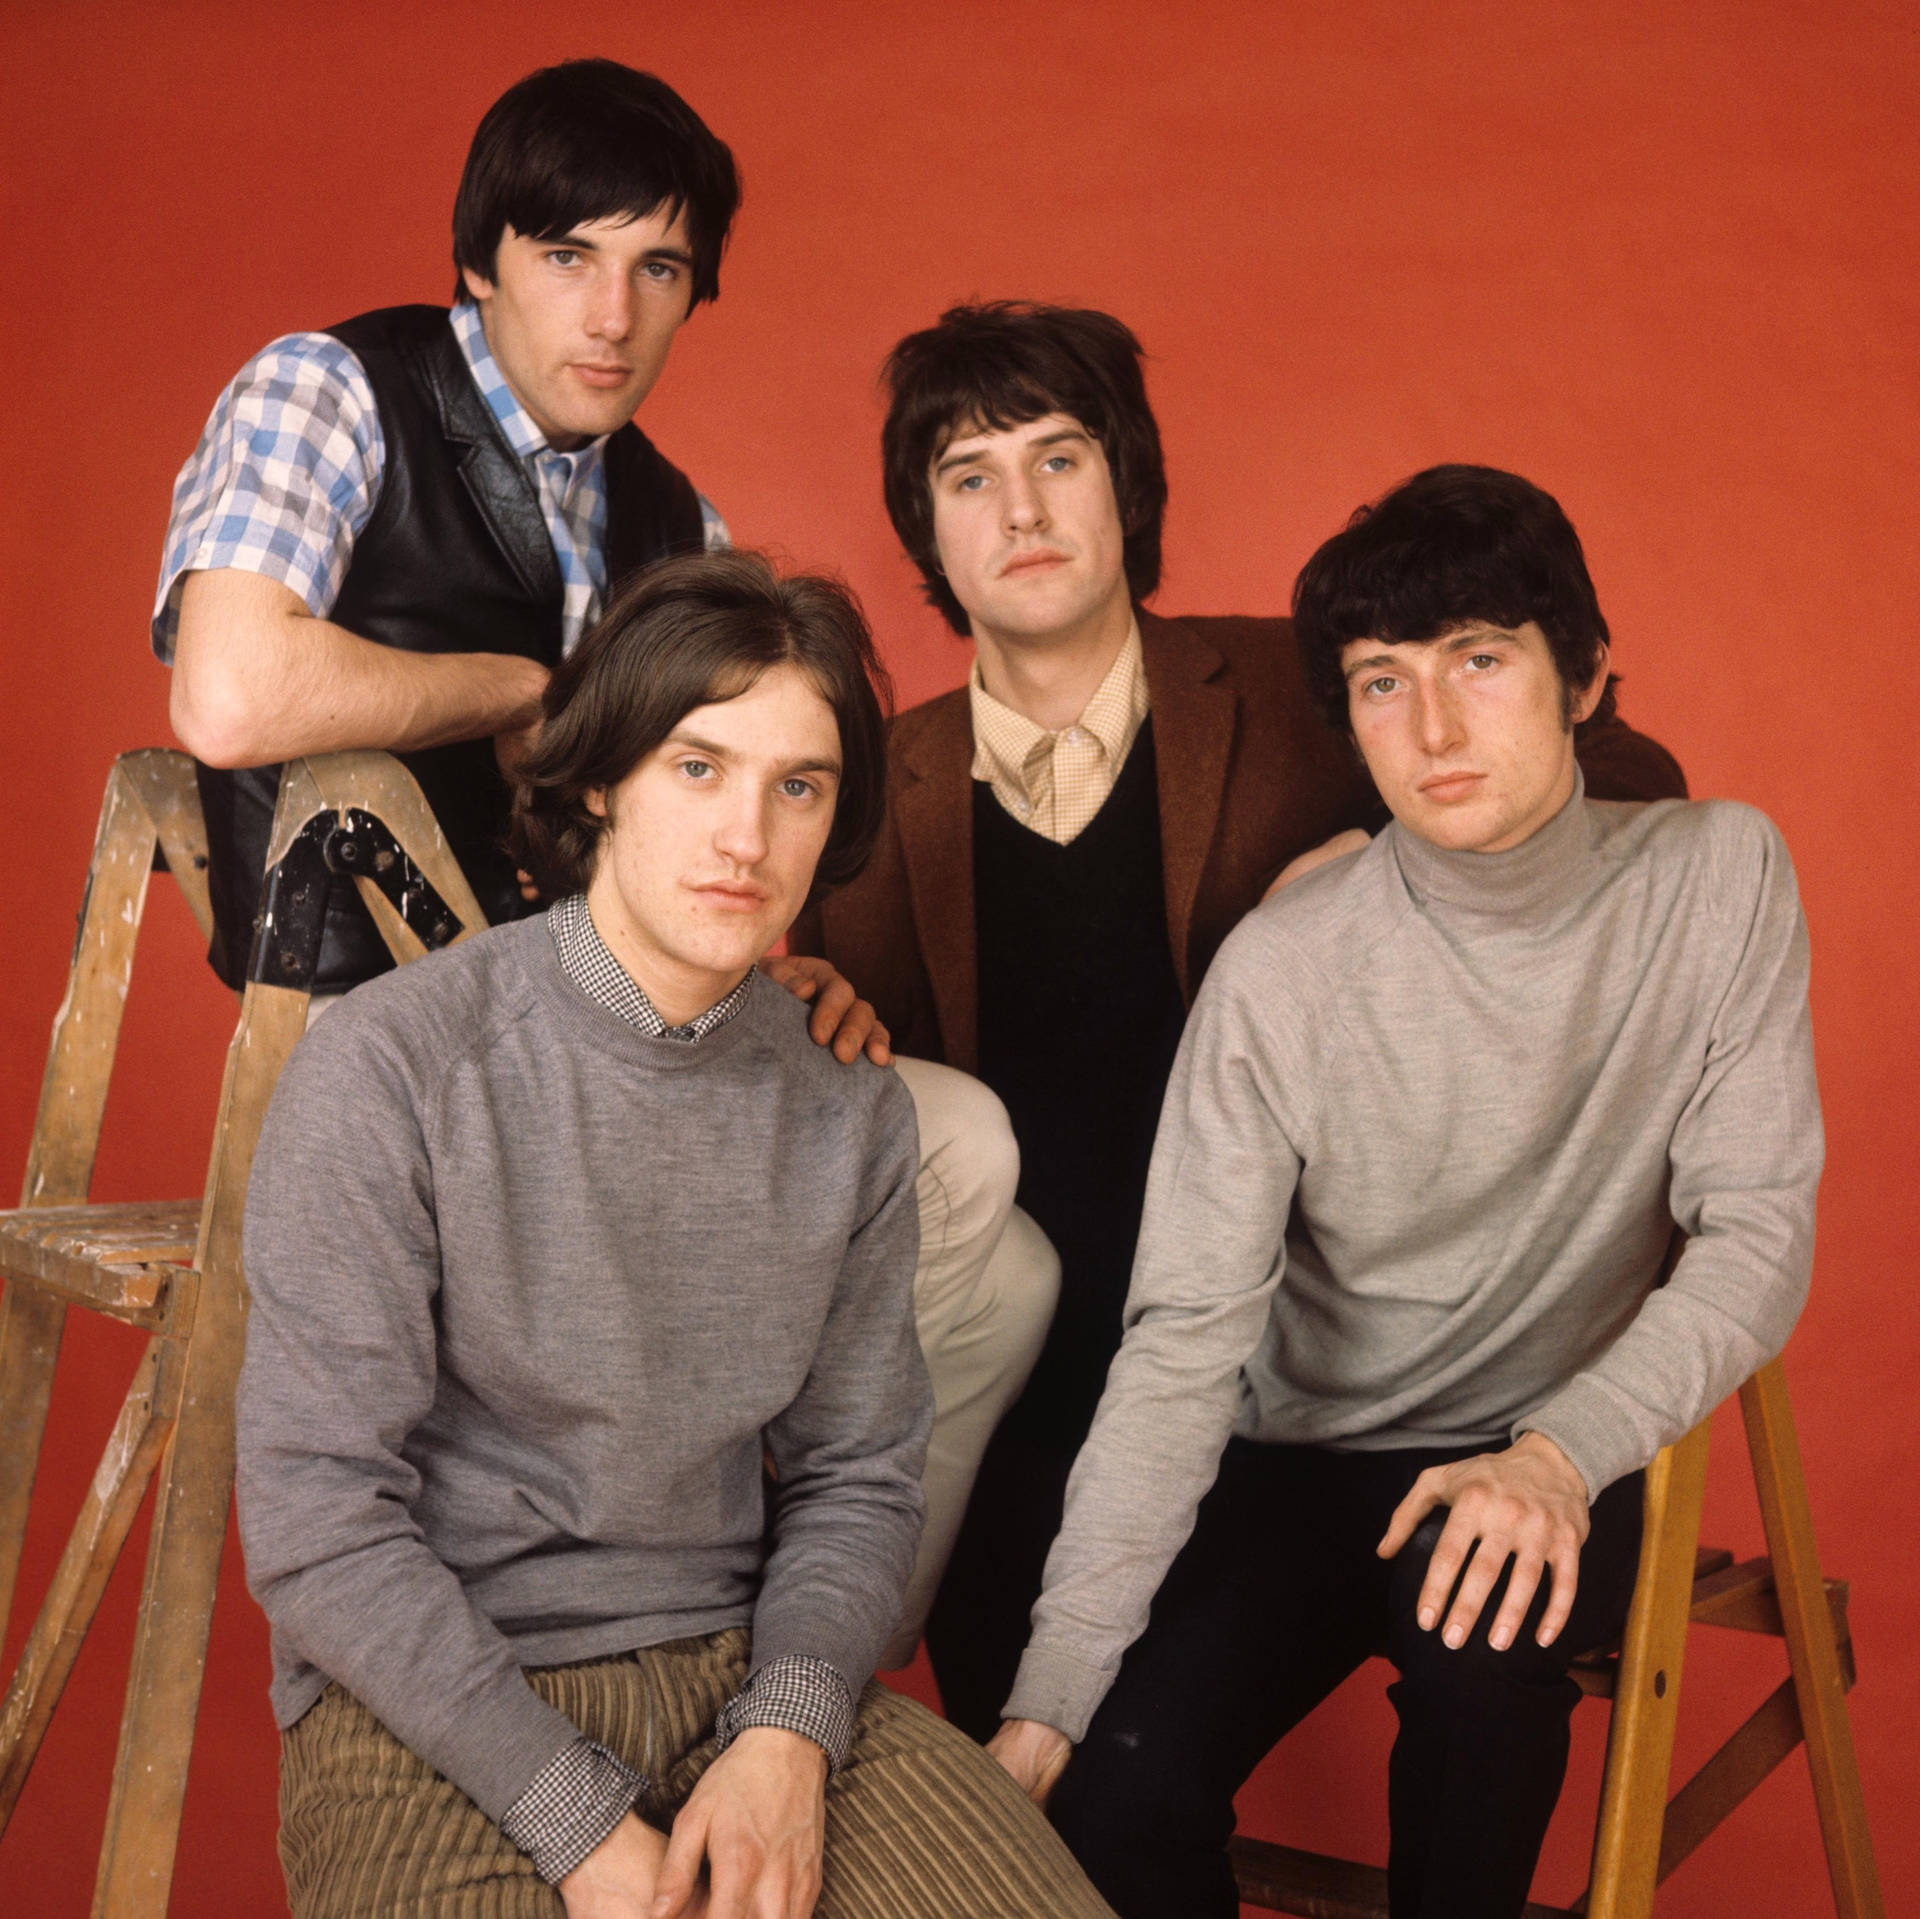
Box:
[926,1419,1080,1743]
[1046,1437,1646,1919]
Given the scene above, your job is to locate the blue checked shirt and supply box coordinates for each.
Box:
[153,303,726,663]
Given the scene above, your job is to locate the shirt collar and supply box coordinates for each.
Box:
[547,893,754,1043]
[450,299,609,473]
[968,616,1148,796]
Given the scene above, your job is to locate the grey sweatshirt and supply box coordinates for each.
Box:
[236,915,929,1823]
[1008,787,1820,1741]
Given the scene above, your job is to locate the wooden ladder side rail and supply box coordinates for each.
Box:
[1741,1360,1884,1919]
[1576,1417,1712,1918]
[0,751,210,1650]
[84,750,486,1919]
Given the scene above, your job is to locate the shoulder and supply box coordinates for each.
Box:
[221,331,374,412]
[742,978,919,1166]
[284,918,545,1109]
[884,684,971,785]
[1205,831,1397,1004]
[1591,796,1797,920]
[1141,610,1296,680]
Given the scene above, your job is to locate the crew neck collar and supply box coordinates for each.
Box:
[1388,767,1593,917]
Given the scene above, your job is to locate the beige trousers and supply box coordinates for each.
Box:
[887,1059,1059,1664]
[279,1630,1113,1919]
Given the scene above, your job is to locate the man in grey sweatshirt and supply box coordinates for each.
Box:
[988,466,1822,1919]
[236,550,1111,1919]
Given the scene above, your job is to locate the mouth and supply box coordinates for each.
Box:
[689,882,771,911]
[999,549,1070,579]
[1417,771,1486,802]
[570,362,634,389]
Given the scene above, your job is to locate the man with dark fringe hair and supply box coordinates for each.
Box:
[791,306,1692,1746]
[237,550,1117,1919]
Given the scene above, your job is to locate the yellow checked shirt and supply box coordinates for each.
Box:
[968,621,1151,845]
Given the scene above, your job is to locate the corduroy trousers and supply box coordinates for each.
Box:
[278,1627,1111,1919]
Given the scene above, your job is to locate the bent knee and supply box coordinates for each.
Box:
[898,1057,1022,1226]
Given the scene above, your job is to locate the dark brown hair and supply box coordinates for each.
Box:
[452,59,740,307]
[880,302,1168,634]
[1292,464,1619,736]
[510,550,892,900]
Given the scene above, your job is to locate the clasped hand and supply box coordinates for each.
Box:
[1376,1431,1592,1652]
[559,1727,827,1919]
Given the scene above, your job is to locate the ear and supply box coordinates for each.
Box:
[585,787,609,820]
[1570,642,1611,725]
[460,263,495,304]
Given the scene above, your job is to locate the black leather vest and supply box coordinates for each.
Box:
[196,304,706,989]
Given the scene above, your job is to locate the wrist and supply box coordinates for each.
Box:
[1515,1430,1588,1497]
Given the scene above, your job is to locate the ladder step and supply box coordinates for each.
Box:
[0,1201,201,1327]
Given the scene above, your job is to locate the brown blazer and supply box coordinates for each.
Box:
[788,609,1685,1074]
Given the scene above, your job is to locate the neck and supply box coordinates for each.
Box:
[1390,767,1593,917]
[972,588,1134,731]
[582,884,747,1026]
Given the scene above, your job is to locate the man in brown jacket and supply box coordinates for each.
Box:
[788,302,1686,1737]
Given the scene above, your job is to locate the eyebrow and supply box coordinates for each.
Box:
[670,731,842,779]
[1341,627,1514,679]
[933,426,1091,478]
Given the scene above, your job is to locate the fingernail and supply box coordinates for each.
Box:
[1418,1607,1436,1631]
[1443,1624,1465,1649]
[1491,1629,1510,1650]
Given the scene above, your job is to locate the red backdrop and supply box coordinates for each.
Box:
[2,3,1913,1913]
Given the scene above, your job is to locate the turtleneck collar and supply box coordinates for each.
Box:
[1388,766,1593,918]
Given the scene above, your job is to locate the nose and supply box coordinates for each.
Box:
[712,788,769,868]
[586,269,633,343]
[1413,680,1466,758]
[1002,470,1048,534]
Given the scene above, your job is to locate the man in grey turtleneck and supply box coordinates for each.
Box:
[987,466,1822,1919]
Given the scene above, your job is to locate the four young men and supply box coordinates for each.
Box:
[153,50,1821,1919]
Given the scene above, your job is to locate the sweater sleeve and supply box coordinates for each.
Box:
[1006,933,1316,1741]
[748,1072,932,1704]
[1516,807,1822,1494]
[234,1015,583,1825]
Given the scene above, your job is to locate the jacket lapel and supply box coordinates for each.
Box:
[419,326,562,610]
[1141,611,1236,1001]
[894,698,980,1070]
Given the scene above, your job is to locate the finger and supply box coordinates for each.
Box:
[1377,1470,1446,1560]
[1413,1503,1478,1632]
[863,1020,894,1067]
[1536,1537,1582,1647]
[809,976,857,1046]
[1442,1539,1512,1649]
[654,1805,712,1919]
[829,1000,878,1063]
[1485,1550,1545,1652]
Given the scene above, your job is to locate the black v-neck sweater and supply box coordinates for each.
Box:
[974,719,1190,1444]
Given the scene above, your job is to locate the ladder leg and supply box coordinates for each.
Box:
[0,1337,181,1834]
[90,985,307,1919]
[1581,1419,1711,1919]
[1740,1362,1884,1919]
[0,1288,69,1649]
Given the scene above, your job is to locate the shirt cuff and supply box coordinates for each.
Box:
[498,1737,645,1885]
[712,1655,855,1773]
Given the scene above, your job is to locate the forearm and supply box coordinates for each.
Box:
[171,568,546,767]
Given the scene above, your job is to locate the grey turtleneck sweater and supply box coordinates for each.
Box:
[1007,784,1821,1742]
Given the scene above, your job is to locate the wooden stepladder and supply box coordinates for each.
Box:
[1230,1366,1885,1918]
[0,749,486,1917]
